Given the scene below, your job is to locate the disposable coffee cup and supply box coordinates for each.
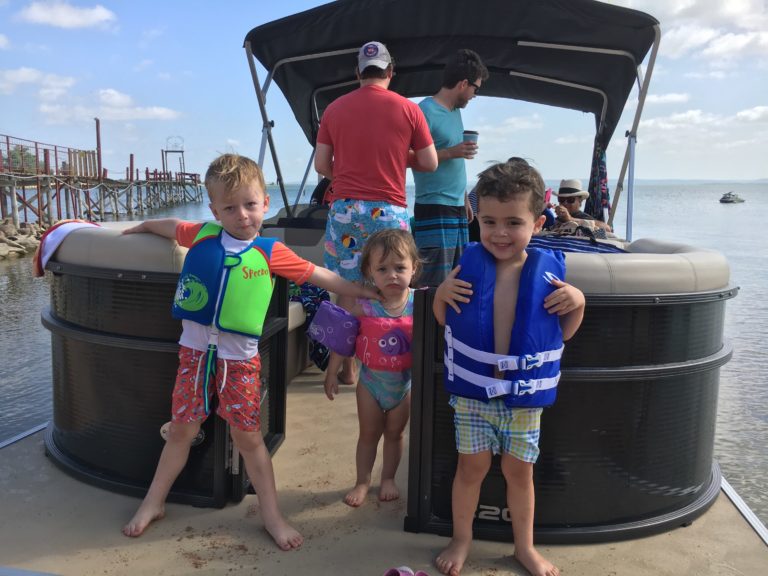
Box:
[463,130,479,143]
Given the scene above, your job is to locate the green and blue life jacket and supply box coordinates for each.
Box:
[172,222,276,338]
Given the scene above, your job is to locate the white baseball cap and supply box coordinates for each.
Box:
[358,41,392,72]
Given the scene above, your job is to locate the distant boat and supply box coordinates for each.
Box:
[720,191,745,203]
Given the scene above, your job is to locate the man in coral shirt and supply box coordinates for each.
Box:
[315,40,437,386]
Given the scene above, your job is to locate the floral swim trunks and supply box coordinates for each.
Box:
[171,346,262,431]
[449,395,542,463]
[324,199,410,282]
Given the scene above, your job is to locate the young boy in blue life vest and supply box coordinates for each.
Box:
[432,160,585,576]
[120,154,379,551]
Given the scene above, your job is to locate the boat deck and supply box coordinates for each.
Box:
[1,367,766,576]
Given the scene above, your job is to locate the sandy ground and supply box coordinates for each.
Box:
[1,367,766,576]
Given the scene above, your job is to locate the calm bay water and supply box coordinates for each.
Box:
[1,180,766,526]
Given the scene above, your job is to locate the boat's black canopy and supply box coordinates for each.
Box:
[244,0,659,149]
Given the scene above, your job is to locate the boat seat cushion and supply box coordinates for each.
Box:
[48,223,731,298]
[288,301,306,332]
[51,221,187,272]
[565,238,730,294]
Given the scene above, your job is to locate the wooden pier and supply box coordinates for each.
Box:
[0,131,204,228]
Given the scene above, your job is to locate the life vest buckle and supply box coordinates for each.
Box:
[445,326,455,381]
[521,353,543,370]
[513,380,535,396]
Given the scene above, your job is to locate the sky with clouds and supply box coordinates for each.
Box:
[1,0,766,183]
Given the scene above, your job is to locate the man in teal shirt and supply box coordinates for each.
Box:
[413,49,488,286]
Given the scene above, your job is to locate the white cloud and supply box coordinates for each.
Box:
[39,73,75,100]
[1,67,74,100]
[99,88,133,107]
[139,27,164,49]
[702,31,768,59]
[735,105,768,122]
[635,104,768,162]
[683,70,727,79]
[100,105,179,121]
[716,137,762,149]
[661,24,720,59]
[646,92,690,104]
[554,135,592,145]
[0,34,9,49]
[641,109,723,131]
[478,115,544,141]
[18,1,116,29]
[39,102,86,123]
[622,1,768,65]
[226,139,240,147]
[0,66,43,94]
[133,59,153,72]
[39,88,181,123]
[96,89,180,121]
[622,1,768,32]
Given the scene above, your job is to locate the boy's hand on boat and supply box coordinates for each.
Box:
[436,265,473,313]
[544,279,585,315]
[121,222,147,234]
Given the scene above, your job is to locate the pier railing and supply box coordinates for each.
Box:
[0,134,203,227]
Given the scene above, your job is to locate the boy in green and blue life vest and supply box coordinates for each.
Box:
[121,154,379,551]
[432,160,585,576]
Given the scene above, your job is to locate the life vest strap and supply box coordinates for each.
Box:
[446,326,563,372]
[445,353,560,399]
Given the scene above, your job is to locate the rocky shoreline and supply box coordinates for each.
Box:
[0,218,43,260]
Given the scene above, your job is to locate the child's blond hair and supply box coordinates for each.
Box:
[361,229,421,284]
[204,154,266,200]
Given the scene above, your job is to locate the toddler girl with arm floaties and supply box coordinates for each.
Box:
[313,228,420,507]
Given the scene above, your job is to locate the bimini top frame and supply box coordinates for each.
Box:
[243,0,660,231]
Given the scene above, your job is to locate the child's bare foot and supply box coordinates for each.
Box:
[514,546,560,576]
[122,502,165,537]
[264,515,303,550]
[435,537,471,576]
[343,483,370,507]
[378,478,400,502]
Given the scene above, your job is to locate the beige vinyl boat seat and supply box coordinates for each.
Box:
[47,223,731,384]
[565,238,730,293]
[50,221,308,334]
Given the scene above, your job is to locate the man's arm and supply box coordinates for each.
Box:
[437,141,477,163]
[411,144,438,172]
[314,143,334,180]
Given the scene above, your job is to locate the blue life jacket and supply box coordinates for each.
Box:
[444,243,565,408]
[172,222,277,338]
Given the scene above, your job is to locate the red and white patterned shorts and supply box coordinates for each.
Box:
[171,346,262,431]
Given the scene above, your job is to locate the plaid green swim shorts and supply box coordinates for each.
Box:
[449,395,542,463]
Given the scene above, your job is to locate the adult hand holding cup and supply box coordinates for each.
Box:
[462,130,479,159]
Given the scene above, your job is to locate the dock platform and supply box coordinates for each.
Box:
[1,368,766,575]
